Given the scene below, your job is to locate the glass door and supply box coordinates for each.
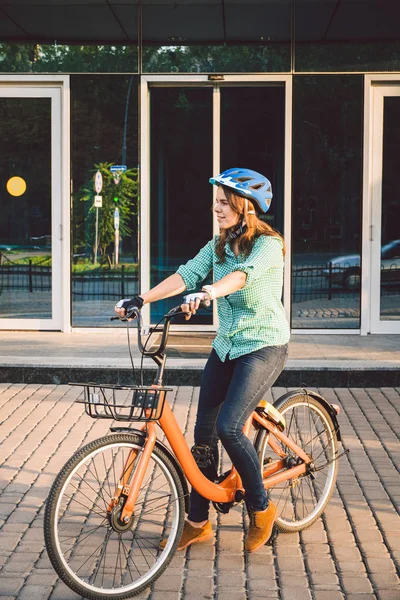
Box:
[0,86,62,329]
[149,85,213,325]
[145,77,289,328]
[370,86,400,333]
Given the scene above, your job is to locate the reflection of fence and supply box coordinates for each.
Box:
[0,263,138,299]
[0,262,51,292]
[1,262,398,303]
[292,263,350,303]
[72,265,138,300]
[292,262,399,303]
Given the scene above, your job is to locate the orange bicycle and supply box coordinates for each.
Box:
[44,305,344,600]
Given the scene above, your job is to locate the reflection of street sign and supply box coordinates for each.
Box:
[94,171,103,194]
[110,165,127,173]
[94,195,102,208]
[110,165,127,185]
[114,208,120,230]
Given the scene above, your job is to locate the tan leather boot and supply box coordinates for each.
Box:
[245,502,277,552]
[159,520,213,551]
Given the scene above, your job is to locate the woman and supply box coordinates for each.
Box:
[115,167,290,553]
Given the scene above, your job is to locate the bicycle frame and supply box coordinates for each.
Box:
[116,307,312,522]
[119,398,311,522]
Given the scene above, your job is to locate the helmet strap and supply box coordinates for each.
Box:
[245,198,256,215]
[228,219,247,240]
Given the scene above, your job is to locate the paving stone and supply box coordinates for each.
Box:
[364,556,397,572]
[336,560,367,574]
[24,572,58,587]
[370,571,400,589]
[313,584,341,592]
[310,573,340,586]
[217,593,247,600]
[303,543,330,556]
[278,573,309,589]
[332,545,362,561]
[345,596,377,600]
[281,588,312,600]
[0,576,25,595]
[306,556,336,573]
[377,592,400,600]
[217,553,244,569]
[340,575,374,594]
[313,593,344,600]
[277,555,305,572]
[216,571,246,588]
[152,574,183,592]
[18,586,53,600]
[356,528,384,543]
[184,576,214,596]
[50,582,91,599]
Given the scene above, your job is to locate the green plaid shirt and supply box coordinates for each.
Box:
[176,235,290,361]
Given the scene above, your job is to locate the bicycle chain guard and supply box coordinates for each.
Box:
[212,470,244,514]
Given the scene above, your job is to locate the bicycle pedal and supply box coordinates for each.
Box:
[265,524,279,546]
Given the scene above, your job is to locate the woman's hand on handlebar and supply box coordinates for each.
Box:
[114,295,144,320]
[181,292,210,321]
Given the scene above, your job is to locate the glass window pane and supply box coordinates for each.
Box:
[380,97,400,321]
[220,86,285,236]
[295,2,400,72]
[0,98,52,319]
[71,76,139,327]
[0,44,139,73]
[143,3,291,73]
[143,44,291,73]
[292,76,363,329]
[150,87,213,324]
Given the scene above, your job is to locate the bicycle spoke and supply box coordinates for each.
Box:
[61,492,106,520]
[48,437,183,595]
[259,396,338,530]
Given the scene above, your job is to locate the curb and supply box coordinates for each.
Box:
[0,365,399,387]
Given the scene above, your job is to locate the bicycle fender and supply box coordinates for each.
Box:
[110,427,190,512]
[272,389,342,442]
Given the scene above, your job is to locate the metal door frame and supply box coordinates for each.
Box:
[362,75,400,334]
[0,76,70,331]
[140,74,292,330]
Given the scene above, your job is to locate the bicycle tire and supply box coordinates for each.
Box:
[44,433,185,600]
[254,393,339,532]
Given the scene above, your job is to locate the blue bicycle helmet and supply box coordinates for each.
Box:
[209,168,273,213]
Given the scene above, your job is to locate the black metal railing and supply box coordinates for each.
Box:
[0,261,52,292]
[72,265,139,300]
[1,260,398,303]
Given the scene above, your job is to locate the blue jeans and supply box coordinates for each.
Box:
[188,343,289,522]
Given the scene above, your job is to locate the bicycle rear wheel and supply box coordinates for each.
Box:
[44,433,185,600]
[254,393,338,532]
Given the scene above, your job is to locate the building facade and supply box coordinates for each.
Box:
[0,1,399,334]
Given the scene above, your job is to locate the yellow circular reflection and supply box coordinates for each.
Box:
[6,176,27,196]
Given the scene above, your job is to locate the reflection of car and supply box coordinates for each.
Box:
[322,240,400,290]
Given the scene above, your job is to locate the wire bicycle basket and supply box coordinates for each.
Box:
[72,383,172,422]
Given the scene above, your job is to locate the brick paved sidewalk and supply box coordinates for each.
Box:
[0,384,399,600]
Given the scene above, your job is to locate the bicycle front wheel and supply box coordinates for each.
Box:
[255,393,338,532]
[44,433,185,600]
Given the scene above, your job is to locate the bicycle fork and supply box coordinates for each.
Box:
[107,422,157,524]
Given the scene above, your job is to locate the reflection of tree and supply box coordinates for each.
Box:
[74,163,138,260]
[143,44,289,73]
[71,76,139,259]
[0,43,138,73]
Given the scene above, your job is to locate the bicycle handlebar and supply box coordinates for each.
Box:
[112,298,211,358]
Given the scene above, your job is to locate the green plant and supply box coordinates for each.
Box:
[74,162,138,262]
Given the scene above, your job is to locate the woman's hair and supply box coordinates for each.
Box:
[215,184,286,263]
